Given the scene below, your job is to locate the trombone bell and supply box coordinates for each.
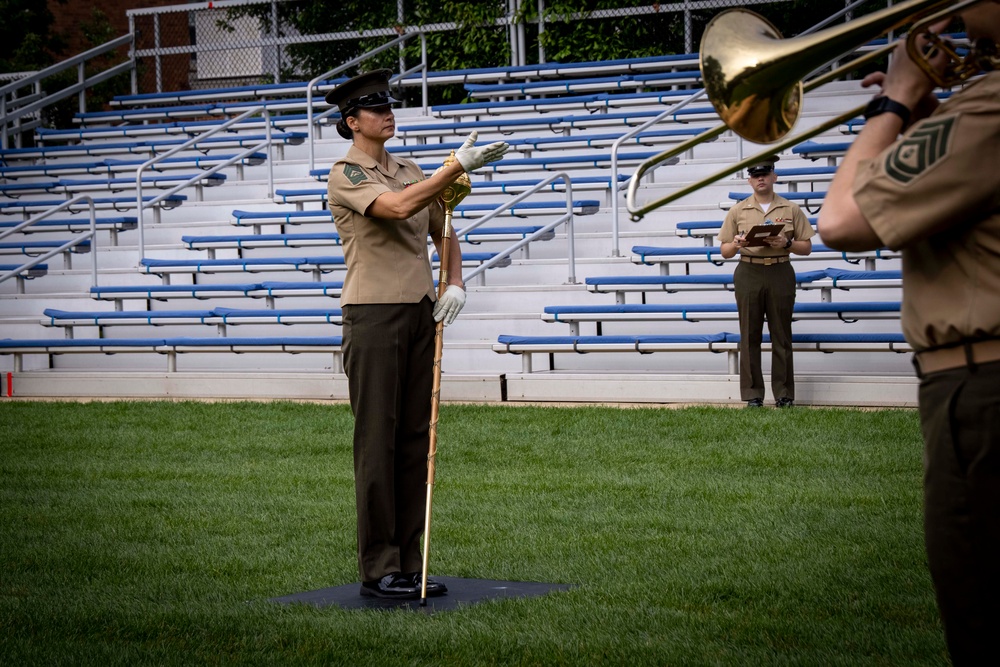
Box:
[700,10,803,145]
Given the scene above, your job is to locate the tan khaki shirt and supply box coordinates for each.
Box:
[854,72,1000,351]
[327,145,445,306]
[718,193,815,257]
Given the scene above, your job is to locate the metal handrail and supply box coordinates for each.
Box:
[135,106,275,261]
[0,34,134,149]
[306,32,428,171]
[459,172,579,286]
[0,195,99,290]
[606,88,707,257]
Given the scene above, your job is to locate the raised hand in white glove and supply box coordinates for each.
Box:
[432,284,466,326]
[455,130,509,172]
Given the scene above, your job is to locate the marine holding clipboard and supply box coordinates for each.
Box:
[717,156,816,408]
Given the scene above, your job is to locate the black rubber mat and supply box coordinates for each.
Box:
[269,576,574,612]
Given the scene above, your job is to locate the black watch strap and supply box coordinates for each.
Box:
[863,96,911,125]
[784,237,793,249]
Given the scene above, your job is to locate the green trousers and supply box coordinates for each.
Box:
[920,359,1000,666]
[343,297,435,583]
[733,261,796,402]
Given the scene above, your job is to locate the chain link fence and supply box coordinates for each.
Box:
[128,0,893,96]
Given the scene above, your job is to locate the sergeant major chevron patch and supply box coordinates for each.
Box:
[885,115,956,185]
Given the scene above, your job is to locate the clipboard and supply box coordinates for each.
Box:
[743,224,789,247]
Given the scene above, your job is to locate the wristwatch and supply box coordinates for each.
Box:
[863,96,911,126]
[784,237,793,249]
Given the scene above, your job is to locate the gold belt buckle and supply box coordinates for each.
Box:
[763,257,775,266]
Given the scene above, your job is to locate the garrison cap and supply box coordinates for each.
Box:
[325,69,400,113]
[747,155,779,177]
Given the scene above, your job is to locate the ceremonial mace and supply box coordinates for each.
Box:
[420,151,471,607]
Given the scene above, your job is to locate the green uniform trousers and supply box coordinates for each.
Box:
[733,260,796,402]
[920,359,1000,666]
[342,297,435,583]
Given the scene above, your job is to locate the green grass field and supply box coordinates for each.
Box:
[0,401,947,665]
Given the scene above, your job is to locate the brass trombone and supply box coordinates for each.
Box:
[627,0,996,221]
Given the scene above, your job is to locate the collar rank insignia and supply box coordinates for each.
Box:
[885,115,956,185]
[343,164,368,185]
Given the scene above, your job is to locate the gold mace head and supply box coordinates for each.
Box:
[435,150,472,209]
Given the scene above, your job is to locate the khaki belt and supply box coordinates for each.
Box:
[740,255,789,265]
[915,339,1000,375]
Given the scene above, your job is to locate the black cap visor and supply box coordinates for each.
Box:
[345,91,400,114]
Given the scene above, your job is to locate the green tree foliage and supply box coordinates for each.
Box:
[534,0,687,62]
[0,0,67,72]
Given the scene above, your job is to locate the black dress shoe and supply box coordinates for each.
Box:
[402,571,448,597]
[360,572,419,599]
[746,398,764,408]
[776,397,795,408]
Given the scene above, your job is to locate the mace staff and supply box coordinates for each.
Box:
[420,151,471,607]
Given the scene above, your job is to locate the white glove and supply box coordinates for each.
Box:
[432,284,466,326]
[455,130,509,172]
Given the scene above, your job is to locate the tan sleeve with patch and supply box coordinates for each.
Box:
[327,162,391,216]
[854,107,1000,250]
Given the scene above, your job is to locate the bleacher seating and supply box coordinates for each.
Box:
[0,47,917,405]
[492,332,911,374]
[629,244,899,273]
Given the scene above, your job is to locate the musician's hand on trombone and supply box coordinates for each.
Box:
[455,131,510,173]
[869,19,952,116]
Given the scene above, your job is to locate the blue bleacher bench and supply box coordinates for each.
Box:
[89,281,345,309]
[137,252,507,279]
[724,191,827,212]
[42,306,343,336]
[0,153,266,179]
[492,331,911,373]
[0,133,304,161]
[139,256,346,278]
[0,175,226,199]
[541,301,900,335]
[584,267,902,303]
[0,195,186,215]
[396,108,704,140]
[630,244,900,273]
[463,71,701,98]
[387,127,709,159]
[232,209,332,227]
[181,232,342,254]
[791,140,853,165]
[0,336,345,372]
[73,99,334,125]
[0,263,48,279]
[37,116,309,142]
[0,217,136,234]
[673,217,817,241]
[457,226,556,244]
[0,239,91,255]
[417,150,671,175]
[430,89,704,119]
